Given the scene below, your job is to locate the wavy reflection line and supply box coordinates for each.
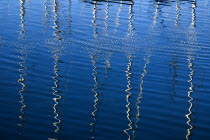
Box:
[191,0,197,28]
[185,57,194,140]
[92,1,98,38]
[43,0,50,28]
[151,2,159,29]
[175,0,181,27]
[53,0,62,40]
[18,56,27,127]
[18,0,27,133]
[133,55,150,139]
[187,0,197,45]
[51,0,62,136]
[114,1,122,33]
[104,2,109,35]
[20,0,26,36]
[124,56,133,140]
[90,55,99,139]
[185,2,197,139]
[128,2,134,37]
[104,53,111,74]
[52,52,62,134]
[170,60,178,95]
[68,0,72,33]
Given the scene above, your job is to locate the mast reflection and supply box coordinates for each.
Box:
[17,0,27,135]
[92,1,98,38]
[43,0,50,28]
[90,55,99,139]
[19,0,26,36]
[53,0,62,40]
[114,1,122,33]
[68,0,72,34]
[124,56,133,140]
[128,3,134,37]
[186,57,194,140]
[104,1,109,36]
[186,1,197,139]
[49,0,63,139]
[124,3,135,139]
[170,60,178,96]
[151,2,160,29]
[175,0,181,27]
[133,55,150,139]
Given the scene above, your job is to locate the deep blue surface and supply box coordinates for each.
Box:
[0,0,210,139]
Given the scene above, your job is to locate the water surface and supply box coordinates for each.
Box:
[0,0,210,139]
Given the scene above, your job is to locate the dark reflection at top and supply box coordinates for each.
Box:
[151,0,168,29]
[153,0,173,6]
[84,0,134,5]
[88,0,135,38]
[153,0,197,6]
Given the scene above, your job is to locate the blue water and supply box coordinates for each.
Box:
[0,0,210,139]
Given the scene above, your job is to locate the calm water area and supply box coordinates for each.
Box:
[0,0,210,139]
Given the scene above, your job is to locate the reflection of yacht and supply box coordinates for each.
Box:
[85,0,134,38]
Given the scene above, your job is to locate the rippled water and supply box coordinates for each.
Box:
[0,0,210,139]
